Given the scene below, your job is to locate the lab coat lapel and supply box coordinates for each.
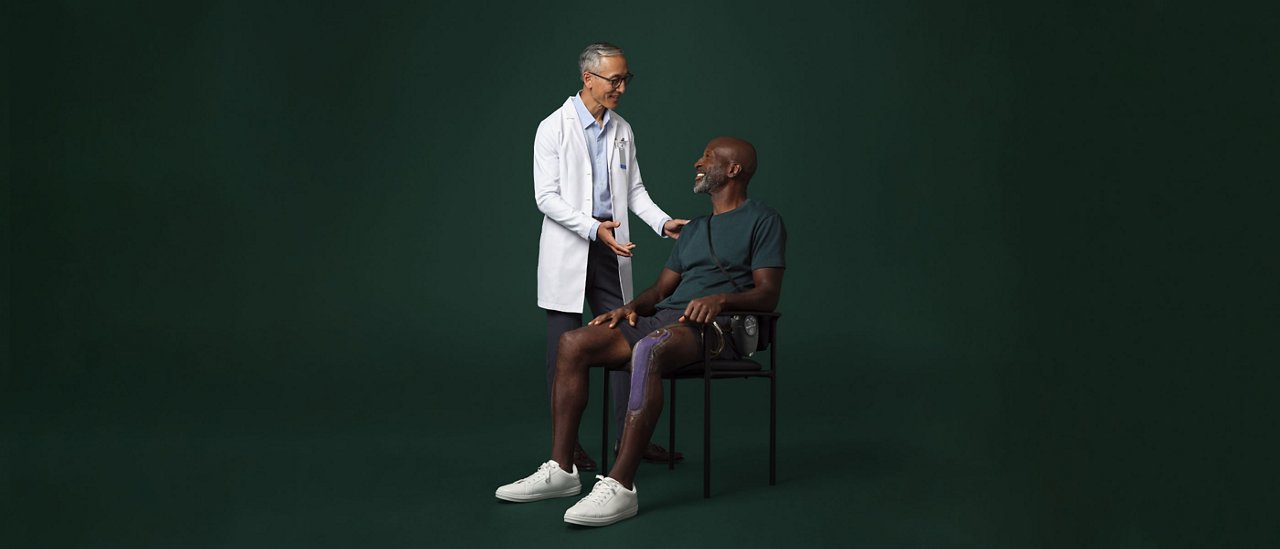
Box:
[605,119,620,219]
[562,97,589,158]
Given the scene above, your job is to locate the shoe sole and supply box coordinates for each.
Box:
[563,506,638,527]
[495,486,581,503]
[641,456,683,463]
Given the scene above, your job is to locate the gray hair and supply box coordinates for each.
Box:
[578,42,624,74]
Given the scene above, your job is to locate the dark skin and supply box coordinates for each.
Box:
[548,137,782,489]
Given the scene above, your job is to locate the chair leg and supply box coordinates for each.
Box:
[602,368,610,475]
[770,374,776,486]
[703,374,711,498]
[669,378,677,471]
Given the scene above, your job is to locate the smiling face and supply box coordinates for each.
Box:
[582,55,629,111]
[693,141,731,194]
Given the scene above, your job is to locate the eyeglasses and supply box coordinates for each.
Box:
[588,71,634,89]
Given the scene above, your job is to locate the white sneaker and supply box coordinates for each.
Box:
[495,460,581,502]
[563,475,638,526]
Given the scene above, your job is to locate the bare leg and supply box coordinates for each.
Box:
[550,324,632,472]
[607,326,702,489]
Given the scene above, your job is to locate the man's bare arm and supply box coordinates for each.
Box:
[679,267,784,324]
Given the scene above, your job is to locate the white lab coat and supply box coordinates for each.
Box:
[534,96,671,313]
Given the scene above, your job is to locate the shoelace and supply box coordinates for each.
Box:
[581,475,617,504]
[518,462,554,485]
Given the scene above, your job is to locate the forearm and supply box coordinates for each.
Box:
[534,188,595,240]
[625,268,683,316]
[705,268,783,314]
[627,286,666,316]
[622,142,671,237]
[710,287,779,314]
[629,188,670,237]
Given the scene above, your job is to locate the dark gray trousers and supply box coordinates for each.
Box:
[545,236,630,442]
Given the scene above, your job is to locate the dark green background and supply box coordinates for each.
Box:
[6,1,1276,547]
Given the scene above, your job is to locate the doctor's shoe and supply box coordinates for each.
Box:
[563,475,638,527]
[495,460,581,502]
[573,443,598,472]
[614,440,684,463]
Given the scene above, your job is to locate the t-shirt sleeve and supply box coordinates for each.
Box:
[750,213,786,269]
[664,231,686,273]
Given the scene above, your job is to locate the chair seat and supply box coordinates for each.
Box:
[668,358,764,377]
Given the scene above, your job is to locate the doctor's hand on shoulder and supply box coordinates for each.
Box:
[597,220,636,257]
[663,219,690,239]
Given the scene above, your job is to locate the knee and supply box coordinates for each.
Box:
[557,328,592,371]
[631,329,673,376]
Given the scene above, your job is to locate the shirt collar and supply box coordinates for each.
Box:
[571,93,610,130]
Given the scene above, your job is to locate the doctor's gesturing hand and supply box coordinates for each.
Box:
[597,220,636,257]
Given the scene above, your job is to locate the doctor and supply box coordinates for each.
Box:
[534,43,687,471]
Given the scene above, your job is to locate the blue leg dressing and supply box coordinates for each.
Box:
[628,329,671,412]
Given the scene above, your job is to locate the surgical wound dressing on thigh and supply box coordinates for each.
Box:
[628,329,671,412]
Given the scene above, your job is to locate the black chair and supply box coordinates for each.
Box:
[600,311,780,498]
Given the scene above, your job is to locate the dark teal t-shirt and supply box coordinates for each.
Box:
[656,199,786,311]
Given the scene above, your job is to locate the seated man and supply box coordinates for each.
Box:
[495,137,786,527]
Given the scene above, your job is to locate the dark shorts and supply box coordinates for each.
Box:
[615,308,740,360]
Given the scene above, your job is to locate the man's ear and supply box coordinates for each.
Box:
[727,163,742,178]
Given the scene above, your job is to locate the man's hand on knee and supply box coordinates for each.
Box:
[589,305,638,328]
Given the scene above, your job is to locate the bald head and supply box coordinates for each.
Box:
[693,136,760,196]
[709,137,758,183]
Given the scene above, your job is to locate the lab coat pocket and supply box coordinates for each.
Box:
[615,137,629,170]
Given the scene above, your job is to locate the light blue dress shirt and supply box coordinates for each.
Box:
[571,94,613,241]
